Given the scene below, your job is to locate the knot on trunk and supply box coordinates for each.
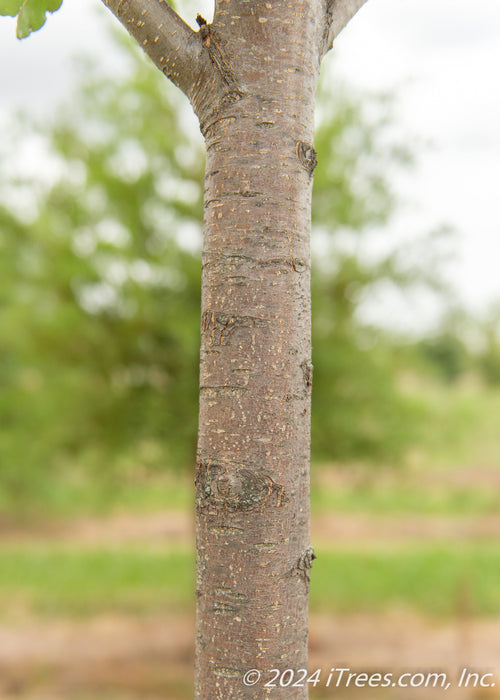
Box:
[301,359,314,389]
[296,141,317,176]
[201,310,268,346]
[196,459,288,513]
[286,546,317,588]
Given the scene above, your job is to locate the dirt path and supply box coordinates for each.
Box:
[3,510,500,547]
[1,612,500,699]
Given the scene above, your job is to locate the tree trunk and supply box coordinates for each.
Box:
[101,0,368,697]
[192,5,320,697]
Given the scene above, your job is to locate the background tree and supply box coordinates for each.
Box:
[0,32,437,503]
[0,43,205,504]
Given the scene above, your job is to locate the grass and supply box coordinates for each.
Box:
[0,474,194,522]
[310,480,500,515]
[311,544,500,618]
[407,381,500,469]
[0,383,499,629]
[2,542,500,620]
[0,546,194,619]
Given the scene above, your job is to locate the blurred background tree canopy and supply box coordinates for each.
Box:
[2,31,497,514]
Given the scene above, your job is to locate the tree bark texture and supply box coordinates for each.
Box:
[102,1,368,698]
[194,5,318,697]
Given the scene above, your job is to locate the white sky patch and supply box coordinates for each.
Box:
[331,0,500,321]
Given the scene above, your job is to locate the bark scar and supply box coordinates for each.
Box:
[196,14,243,102]
[296,141,317,176]
[196,459,288,514]
[201,310,268,346]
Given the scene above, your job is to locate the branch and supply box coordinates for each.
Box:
[321,0,368,58]
[101,0,204,96]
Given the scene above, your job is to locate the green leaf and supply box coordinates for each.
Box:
[0,0,63,38]
[0,0,23,16]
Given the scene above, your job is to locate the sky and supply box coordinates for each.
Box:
[1,0,499,330]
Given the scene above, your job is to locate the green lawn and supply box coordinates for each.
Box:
[1,543,500,620]
[310,544,500,617]
[0,546,194,618]
[412,383,500,468]
[310,480,500,515]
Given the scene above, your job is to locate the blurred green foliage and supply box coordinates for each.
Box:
[413,304,500,385]
[0,39,204,506]
[470,304,500,385]
[0,34,451,510]
[311,86,430,463]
